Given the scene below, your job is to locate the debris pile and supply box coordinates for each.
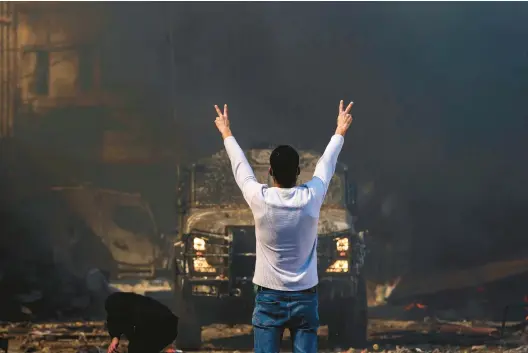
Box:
[368,317,528,350]
[1,321,109,353]
[0,263,111,322]
[0,318,526,353]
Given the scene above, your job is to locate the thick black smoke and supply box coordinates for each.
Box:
[100,2,528,273]
[4,3,526,279]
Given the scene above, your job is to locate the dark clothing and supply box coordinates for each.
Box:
[252,286,319,353]
[255,285,317,294]
[127,327,178,353]
[105,292,178,353]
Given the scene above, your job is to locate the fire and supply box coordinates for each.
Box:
[370,278,401,307]
[164,345,179,353]
[405,302,428,311]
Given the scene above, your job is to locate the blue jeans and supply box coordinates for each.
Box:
[252,286,319,353]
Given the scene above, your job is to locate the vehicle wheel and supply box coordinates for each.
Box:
[176,314,202,351]
[174,279,202,350]
[327,275,368,349]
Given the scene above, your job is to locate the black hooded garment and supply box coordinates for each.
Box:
[105,292,178,340]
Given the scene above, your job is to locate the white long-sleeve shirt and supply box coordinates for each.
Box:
[224,134,345,291]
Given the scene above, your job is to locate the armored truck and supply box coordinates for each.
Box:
[173,147,368,349]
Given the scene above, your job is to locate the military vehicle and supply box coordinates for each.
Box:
[173,147,368,349]
[42,185,176,300]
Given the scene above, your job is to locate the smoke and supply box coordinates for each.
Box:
[3,2,526,279]
[98,2,528,272]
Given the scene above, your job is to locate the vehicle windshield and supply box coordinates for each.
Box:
[298,171,345,206]
[112,205,157,236]
[193,163,345,207]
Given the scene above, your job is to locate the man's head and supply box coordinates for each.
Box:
[269,145,300,188]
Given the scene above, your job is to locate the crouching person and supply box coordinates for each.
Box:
[105,292,178,353]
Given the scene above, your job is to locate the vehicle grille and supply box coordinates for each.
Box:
[317,237,335,273]
[186,230,229,277]
[227,226,256,280]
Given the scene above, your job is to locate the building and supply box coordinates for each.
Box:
[12,2,174,168]
[0,1,16,139]
[3,3,180,231]
[16,2,111,113]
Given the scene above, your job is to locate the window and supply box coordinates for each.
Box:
[112,205,156,237]
[33,50,49,95]
[192,161,345,206]
[194,163,246,205]
[78,47,95,92]
[297,171,346,206]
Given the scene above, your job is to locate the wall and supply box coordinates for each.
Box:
[0,1,16,138]
[14,3,168,166]
[16,2,109,113]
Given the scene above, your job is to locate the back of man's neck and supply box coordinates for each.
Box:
[273,183,296,189]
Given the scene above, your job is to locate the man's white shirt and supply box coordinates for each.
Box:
[224,135,344,291]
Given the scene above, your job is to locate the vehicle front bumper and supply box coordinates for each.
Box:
[185,275,360,300]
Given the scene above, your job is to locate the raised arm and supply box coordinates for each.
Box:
[214,104,262,205]
[307,100,354,202]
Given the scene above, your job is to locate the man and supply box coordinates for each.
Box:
[213,100,354,353]
[105,292,178,353]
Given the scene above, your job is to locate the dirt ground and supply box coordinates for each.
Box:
[1,318,527,353]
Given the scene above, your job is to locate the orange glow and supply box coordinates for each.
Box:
[404,303,414,311]
[405,302,427,310]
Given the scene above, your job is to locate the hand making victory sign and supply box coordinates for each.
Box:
[214,100,353,138]
[214,104,233,140]
[336,100,354,136]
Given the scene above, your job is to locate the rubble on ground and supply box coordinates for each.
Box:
[0,263,112,323]
[0,318,526,353]
[388,259,528,310]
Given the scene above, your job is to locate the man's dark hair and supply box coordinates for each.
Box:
[270,145,300,188]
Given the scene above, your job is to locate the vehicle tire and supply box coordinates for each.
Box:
[174,279,202,350]
[327,275,368,349]
[176,314,202,351]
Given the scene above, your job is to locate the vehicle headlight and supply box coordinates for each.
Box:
[192,284,218,296]
[193,237,206,251]
[336,237,349,252]
[193,257,216,273]
[326,260,349,273]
